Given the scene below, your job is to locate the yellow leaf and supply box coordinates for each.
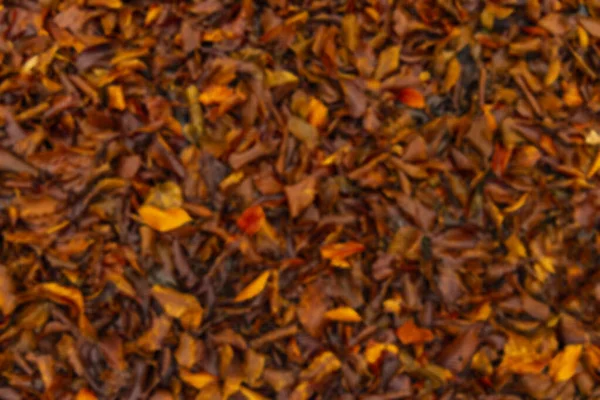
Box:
[240,386,269,400]
[179,369,217,390]
[265,69,299,88]
[88,0,122,8]
[549,345,582,382]
[443,58,461,92]
[578,26,589,49]
[544,59,561,86]
[374,45,401,80]
[300,351,341,383]
[324,307,362,322]
[505,233,527,259]
[499,331,557,375]
[107,85,126,111]
[151,285,203,330]
[364,341,398,364]
[586,129,600,146]
[145,182,184,209]
[139,205,192,232]
[504,193,529,213]
[235,271,271,303]
[220,171,245,190]
[587,150,600,178]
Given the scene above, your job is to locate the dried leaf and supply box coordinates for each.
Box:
[444,58,461,92]
[549,345,582,382]
[320,242,366,268]
[179,370,217,390]
[266,69,299,88]
[235,271,271,303]
[324,307,362,322]
[139,205,192,232]
[284,176,316,218]
[237,205,266,235]
[151,285,203,330]
[396,319,435,344]
[288,116,319,149]
[374,45,401,80]
[396,87,426,109]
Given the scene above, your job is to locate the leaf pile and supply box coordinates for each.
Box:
[1,0,600,399]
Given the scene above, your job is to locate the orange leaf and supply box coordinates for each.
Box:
[306,98,328,128]
[237,205,266,235]
[151,285,203,330]
[235,271,271,302]
[179,369,217,390]
[396,87,426,109]
[107,85,126,111]
[199,85,235,105]
[320,241,365,267]
[549,345,582,382]
[75,389,98,400]
[324,307,362,322]
[0,266,16,316]
[396,319,434,344]
[139,205,192,232]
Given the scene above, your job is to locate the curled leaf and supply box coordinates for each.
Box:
[235,271,271,303]
[320,242,365,267]
[324,307,362,322]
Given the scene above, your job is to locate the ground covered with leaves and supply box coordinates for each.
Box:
[1,0,600,399]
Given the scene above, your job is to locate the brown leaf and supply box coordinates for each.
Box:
[151,285,203,330]
[287,116,319,149]
[284,176,317,218]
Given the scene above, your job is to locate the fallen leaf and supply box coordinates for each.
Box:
[364,341,399,364]
[306,98,328,128]
[266,69,299,88]
[179,369,217,390]
[151,285,203,330]
[199,85,236,105]
[499,331,557,375]
[239,386,269,400]
[0,266,16,316]
[235,271,271,303]
[288,115,319,149]
[324,307,362,322]
[444,58,461,92]
[107,85,126,110]
[237,205,266,235]
[284,176,316,218]
[75,388,98,400]
[139,205,192,232]
[320,242,366,267]
[549,344,582,382]
[300,351,341,383]
[374,45,401,80]
[396,319,435,344]
[396,87,426,109]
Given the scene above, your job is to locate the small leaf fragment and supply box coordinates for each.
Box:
[396,319,435,344]
[320,242,366,267]
[179,370,217,390]
[265,69,299,88]
[374,45,401,80]
[237,205,266,235]
[235,271,271,303]
[324,307,362,322]
[139,205,192,232]
[288,116,319,149]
